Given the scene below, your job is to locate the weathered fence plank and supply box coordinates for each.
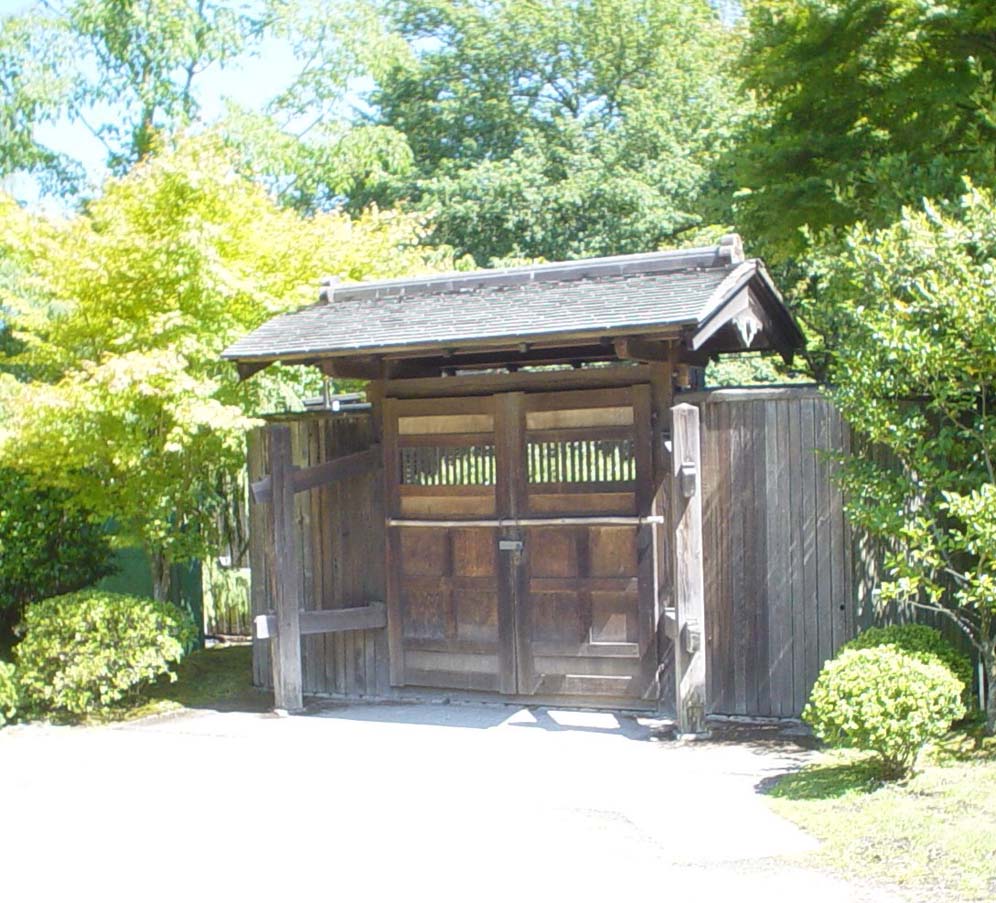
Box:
[690,387,857,718]
[248,413,387,700]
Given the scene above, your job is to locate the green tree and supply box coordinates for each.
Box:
[733,0,996,263]
[0,134,451,599]
[0,469,115,636]
[0,12,79,191]
[283,0,747,263]
[805,186,996,732]
[0,0,278,187]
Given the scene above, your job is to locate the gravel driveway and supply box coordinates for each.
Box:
[0,702,907,902]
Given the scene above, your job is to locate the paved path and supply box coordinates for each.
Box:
[0,702,906,902]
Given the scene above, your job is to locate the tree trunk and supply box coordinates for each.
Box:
[149,550,172,603]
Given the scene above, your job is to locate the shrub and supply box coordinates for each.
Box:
[840,624,974,708]
[15,590,196,717]
[0,469,115,625]
[803,647,966,779]
[0,661,17,726]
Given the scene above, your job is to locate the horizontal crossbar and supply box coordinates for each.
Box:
[252,445,381,503]
[386,515,664,528]
[255,602,387,639]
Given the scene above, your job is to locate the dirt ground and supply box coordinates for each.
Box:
[0,701,908,902]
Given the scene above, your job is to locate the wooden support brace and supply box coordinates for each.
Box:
[255,603,387,640]
[269,425,304,714]
[252,445,381,503]
[670,403,708,735]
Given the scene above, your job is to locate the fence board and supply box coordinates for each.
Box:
[693,387,857,718]
[248,413,386,698]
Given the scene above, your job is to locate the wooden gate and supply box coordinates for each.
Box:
[383,386,659,704]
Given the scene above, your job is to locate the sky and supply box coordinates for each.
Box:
[0,0,305,204]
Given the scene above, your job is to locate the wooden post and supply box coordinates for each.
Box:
[270,425,304,713]
[671,403,708,735]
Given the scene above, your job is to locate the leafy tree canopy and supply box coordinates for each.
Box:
[0,468,116,627]
[0,0,276,185]
[733,0,996,262]
[287,0,749,263]
[0,134,452,596]
[806,185,996,729]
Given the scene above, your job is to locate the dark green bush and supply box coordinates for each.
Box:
[840,624,974,708]
[0,661,17,726]
[0,469,115,626]
[803,647,965,779]
[15,590,196,717]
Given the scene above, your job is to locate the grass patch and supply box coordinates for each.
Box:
[79,642,261,723]
[766,737,996,902]
[124,642,261,719]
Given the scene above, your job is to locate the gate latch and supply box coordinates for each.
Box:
[498,540,523,552]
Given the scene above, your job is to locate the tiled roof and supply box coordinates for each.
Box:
[222,234,787,362]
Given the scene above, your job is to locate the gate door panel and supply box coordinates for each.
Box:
[384,386,657,702]
[516,386,656,699]
[385,396,513,692]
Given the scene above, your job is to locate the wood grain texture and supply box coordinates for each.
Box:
[248,414,387,700]
[695,387,859,718]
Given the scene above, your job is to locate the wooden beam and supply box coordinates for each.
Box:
[255,602,387,639]
[613,336,671,363]
[236,360,270,381]
[269,425,304,713]
[671,403,708,735]
[251,446,382,503]
[320,356,385,380]
[383,364,652,399]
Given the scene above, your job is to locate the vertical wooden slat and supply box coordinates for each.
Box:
[746,402,768,715]
[299,422,319,695]
[814,400,835,674]
[497,392,523,696]
[671,403,707,734]
[269,425,304,713]
[729,402,748,715]
[382,401,405,687]
[768,399,794,715]
[828,403,849,654]
[800,398,820,709]
[632,385,657,697]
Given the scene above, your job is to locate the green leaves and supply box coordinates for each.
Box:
[0,133,452,579]
[801,186,996,727]
[734,0,996,262]
[0,661,18,726]
[348,0,746,262]
[14,590,197,716]
[0,469,115,619]
[804,646,966,780]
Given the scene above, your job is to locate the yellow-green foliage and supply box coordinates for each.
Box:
[15,589,197,716]
[840,624,974,709]
[0,661,18,726]
[803,647,965,779]
[0,133,453,567]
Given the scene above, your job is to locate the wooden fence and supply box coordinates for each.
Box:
[248,387,889,718]
[691,386,854,717]
[248,413,387,697]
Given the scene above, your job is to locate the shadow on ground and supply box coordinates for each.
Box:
[757,760,885,800]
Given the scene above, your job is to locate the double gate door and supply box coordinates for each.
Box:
[383,385,660,704]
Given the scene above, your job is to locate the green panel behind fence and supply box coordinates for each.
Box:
[98,548,205,648]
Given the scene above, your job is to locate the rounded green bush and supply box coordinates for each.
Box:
[840,624,974,708]
[803,647,965,779]
[15,590,196,717]
[0,661,18,726]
